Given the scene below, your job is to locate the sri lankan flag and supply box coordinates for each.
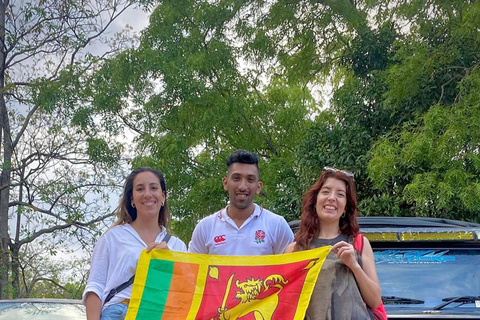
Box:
[125,247,330,320]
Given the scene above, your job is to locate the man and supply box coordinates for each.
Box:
[188,149,294,255]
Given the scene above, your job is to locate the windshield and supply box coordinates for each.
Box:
[0,302,85,320]
[375,249,480,309]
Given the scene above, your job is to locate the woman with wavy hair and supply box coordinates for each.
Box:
[83,167,187,320]
[285,167,382,320]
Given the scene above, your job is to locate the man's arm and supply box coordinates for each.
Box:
[273,217,294,254]
[188,221,208,254]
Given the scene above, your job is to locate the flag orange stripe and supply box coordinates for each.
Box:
[161,261,199,320]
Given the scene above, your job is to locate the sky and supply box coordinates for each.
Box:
[85,3,152,56]
[116,5,151,33]
[9,3,154,279]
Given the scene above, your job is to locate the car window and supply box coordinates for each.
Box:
[375,249,480,308]
[0,302,86,319]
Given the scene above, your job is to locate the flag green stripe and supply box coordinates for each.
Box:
[135,259,174,319]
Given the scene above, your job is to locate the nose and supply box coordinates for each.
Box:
[238,179,247,190]
[144,187,152,197]
[327,192,335,201]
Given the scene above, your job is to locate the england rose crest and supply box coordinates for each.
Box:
[255,230,266,244]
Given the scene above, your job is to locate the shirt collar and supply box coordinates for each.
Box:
[123,223,167,243]
[216,203,263,221]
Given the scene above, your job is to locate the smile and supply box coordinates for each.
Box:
[142,201,157,206]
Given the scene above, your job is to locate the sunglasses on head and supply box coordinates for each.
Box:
[323,166,355,180]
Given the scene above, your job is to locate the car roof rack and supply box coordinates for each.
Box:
[358,217,480,242]
[358,216,480,229]
[288,217,480,242]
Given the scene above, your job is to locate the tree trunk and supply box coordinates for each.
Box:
[0,97,11,300]
[10,243,19,297]
[11,169,23,298]
[0,0,11,299]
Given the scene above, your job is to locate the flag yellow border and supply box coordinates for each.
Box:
[125,252,152,320]
[127,246,331,320]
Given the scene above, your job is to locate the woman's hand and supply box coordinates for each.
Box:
[146,241,170,253]
[332,239,381,308]
[331,241,359,270]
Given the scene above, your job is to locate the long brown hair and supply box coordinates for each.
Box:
[295,169,359,250]
[112,167,170,230]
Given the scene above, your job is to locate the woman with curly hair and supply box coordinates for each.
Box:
[285,167,382,320]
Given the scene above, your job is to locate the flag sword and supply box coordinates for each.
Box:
[221,274,235,310]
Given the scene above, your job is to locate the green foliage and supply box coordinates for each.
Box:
[87,138,123,166]
[78,0,480,243]
[370,72,480,219]
[0,0,140,298]
[296,111,378,216]
[83,0,322,237]
[367,0,480,221]
[15,245,89,299]
[341,23,397,78]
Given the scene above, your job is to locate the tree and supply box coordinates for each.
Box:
[0,0,148,298]
[368,0,480,221]
[295,22,401,216]
[281,0,480,221]
[78,0,318,241]
[77,0,401,238]
[78,0,480,245]
[15,243,89,299]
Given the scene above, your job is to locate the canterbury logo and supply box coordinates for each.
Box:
[214,235,226,244]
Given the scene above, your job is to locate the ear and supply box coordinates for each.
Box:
[256,181,263,195]
[222,176,228,191]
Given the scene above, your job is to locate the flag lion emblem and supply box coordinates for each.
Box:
[215,273,289,320]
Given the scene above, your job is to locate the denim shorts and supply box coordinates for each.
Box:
[101,302,128,320]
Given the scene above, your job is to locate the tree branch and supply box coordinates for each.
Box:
[16,211,115,247]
